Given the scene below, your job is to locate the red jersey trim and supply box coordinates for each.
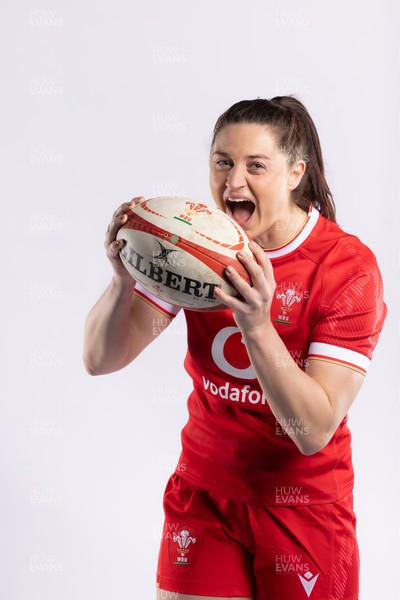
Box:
[308,342,369,375]
[134,283,180,318]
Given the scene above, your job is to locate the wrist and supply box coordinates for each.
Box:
[241,320,276,346]
[111,275,136,296]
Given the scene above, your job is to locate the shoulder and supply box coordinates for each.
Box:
[303,212,381,280]
[305,215,386,365]
[297,212,385,318]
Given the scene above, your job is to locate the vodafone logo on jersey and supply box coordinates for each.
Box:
[202,376,268,406]
[201,326,269,407]
[211,326,256,379]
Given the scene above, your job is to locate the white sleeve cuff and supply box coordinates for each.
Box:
[308,342,370,375]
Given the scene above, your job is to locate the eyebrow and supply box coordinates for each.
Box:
[212,151,271,160]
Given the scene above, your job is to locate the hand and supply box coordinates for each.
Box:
[214,241,276,337]
[104,196,145,285]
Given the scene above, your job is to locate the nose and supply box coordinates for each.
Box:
[225,163,247,190]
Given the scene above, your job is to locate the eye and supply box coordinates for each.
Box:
[249,162,265,170]
[215,159,232,169]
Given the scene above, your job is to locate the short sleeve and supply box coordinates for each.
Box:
[133,282,181,318]
[308,249,387,375]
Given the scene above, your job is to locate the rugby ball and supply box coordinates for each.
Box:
[116,196,253,310]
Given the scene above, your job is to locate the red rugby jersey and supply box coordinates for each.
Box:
[134,206,386,505]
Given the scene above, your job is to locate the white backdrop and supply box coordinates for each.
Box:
[1,0,399,598]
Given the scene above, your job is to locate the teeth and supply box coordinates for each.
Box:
[227,198,251,203]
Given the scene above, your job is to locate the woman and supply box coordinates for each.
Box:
[84,97,386,600]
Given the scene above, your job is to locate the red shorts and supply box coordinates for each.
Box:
[156,473,359,600]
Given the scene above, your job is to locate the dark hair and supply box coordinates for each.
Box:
[210,96,336,222]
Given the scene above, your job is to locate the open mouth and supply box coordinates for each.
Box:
[225,197,256,226]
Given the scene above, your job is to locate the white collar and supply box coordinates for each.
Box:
[264,205,320,259]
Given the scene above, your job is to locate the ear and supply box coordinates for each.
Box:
[288,160,306,191]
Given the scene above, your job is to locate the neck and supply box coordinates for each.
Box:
[254,205,309,250]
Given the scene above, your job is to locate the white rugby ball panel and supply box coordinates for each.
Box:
[134,197,251,255]
[118,230,237,309]
[116,196,252,310]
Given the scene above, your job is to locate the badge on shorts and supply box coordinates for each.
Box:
[168,525,201,568]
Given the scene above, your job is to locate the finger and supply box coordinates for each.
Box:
[104,213,129,247]
[112,196,145,219]
[249,241,274,279]
[111,197,144,219]
[106,197,145,247]
[214,285,246,311]
[237,244,274,288]
[235,251,267,290]
[224,265,254,299]
[106,238,126,260]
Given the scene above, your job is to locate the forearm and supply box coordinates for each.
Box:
[83,277,136,375]
[242,324,334,454]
